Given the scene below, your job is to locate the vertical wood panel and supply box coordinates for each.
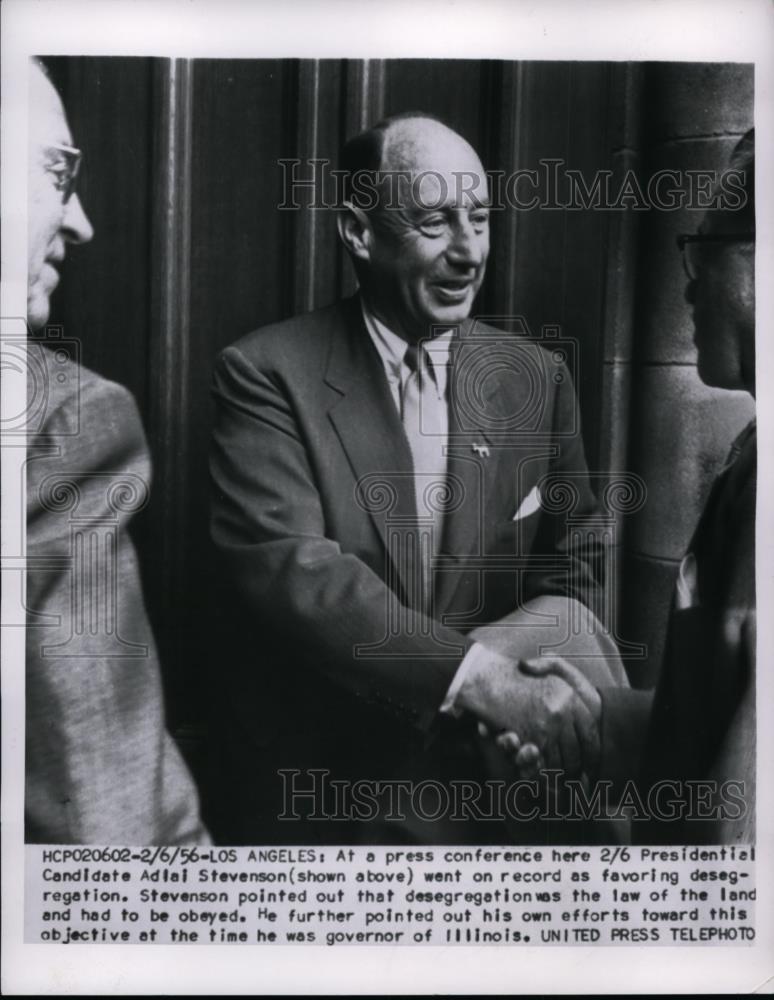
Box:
[485,61,528,320]
[189,59,293,339]
[145,58,194,720]
[178,60,297,728]
[292,60,344,313]
[344,59,386,136]
[500,62,612,471]
[339,59,386,298]
[381,59,484,149]
[42,57,624,734]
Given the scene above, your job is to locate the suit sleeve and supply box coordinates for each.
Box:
[597,687,654,789]
[25,371,209,845]
[523,361,606,620]
[210,345,472,732]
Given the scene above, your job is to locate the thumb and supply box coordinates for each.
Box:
[518,656,556,677]
[521,656,601,718]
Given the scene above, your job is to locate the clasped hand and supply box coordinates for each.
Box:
[463,655,602,778]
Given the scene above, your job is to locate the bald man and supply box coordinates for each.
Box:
[210,113,621,844]
[25,60,208,844]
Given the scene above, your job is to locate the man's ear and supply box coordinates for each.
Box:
[337,202,373,262]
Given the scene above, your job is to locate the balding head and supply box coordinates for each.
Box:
[337,113,490,343]
[27,59,93,329]
[340,112,487,212]
[381,116,484,175]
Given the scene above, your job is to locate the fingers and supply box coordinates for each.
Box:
[518,656,556,677]
[515,743,543,779]
[494,731,547,781]
[571,695,601,776]
[523,672,598,777]
[521,656,601,719]
[473,663,601,779]
[495,731,521,755]
[556,712,582,776]
[548,661,600,718]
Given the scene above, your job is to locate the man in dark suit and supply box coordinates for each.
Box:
[210,113,622,844]
[505,129,756,845]
[24,60,208,844]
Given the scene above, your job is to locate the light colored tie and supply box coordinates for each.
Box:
[401,344,448,613]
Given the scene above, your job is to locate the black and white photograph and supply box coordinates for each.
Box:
[2,0,772,994]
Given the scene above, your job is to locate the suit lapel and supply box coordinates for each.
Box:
[434,326,508,612]
[325,298,417,598]
[323,304,539,617]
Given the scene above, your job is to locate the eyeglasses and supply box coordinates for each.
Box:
[676,232,755,281]
[44,142,82,204]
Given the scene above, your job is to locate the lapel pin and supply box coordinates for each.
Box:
[472,443,490,458]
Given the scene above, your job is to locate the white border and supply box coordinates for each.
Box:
[2,0,773,993]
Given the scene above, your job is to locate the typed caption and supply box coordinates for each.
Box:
[25,844,755,946]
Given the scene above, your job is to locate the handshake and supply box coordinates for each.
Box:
[455,651,603,780]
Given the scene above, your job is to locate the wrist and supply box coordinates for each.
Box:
[455,647,519,725]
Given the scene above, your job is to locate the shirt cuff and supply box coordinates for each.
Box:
[440,641,507,718]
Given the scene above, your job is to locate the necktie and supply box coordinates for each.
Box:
[401,344,448,613]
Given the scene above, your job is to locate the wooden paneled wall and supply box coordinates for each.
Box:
[42,58,751,743]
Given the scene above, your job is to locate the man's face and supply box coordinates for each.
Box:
[361,121,490,342]
[685,209,755,393]
[27,66,93,329]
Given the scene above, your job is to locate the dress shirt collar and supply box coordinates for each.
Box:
[360,297,453,400]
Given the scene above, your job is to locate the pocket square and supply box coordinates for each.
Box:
[512,485,542,521]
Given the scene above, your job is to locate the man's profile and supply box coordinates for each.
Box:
[503,129,756,844]
[24,59,208,845]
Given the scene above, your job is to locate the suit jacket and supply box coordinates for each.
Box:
[25,345,208,845]
[638,420,756,843]
[597,421,756,843]
[209,296,605,842]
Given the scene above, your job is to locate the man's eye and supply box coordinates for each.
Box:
[418,216,447,235]
[470,211,490,230]
[46,163,69,189]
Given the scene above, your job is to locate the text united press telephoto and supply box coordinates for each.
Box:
[16,56,757,950]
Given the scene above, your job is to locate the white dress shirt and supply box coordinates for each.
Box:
[360,298,510,714]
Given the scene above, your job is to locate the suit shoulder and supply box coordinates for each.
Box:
[463,320,569,374]
[467,318,554,350]
[219,299,350,370]
[33,349,139,433]
[30,348,146,462]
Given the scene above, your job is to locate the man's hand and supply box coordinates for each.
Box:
[494,656,603,778]
[455,651,600,777]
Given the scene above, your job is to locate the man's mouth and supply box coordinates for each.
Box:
[42,260,61,289]
[433,278,474,303]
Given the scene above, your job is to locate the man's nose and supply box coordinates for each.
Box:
[446,218,486,268]
[62,194,94,245]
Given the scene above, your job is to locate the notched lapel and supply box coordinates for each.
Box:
[436,330,548,613]
[435,334,505,611]
[325,300,417,598]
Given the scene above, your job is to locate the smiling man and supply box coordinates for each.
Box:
[209,113,616,844]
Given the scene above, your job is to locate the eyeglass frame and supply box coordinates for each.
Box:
[44,142,82,204]
[676,232,755,281]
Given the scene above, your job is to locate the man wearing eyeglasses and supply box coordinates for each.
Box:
[505,129,756,844]
[637,128,756,842]
[24,60,208,844]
